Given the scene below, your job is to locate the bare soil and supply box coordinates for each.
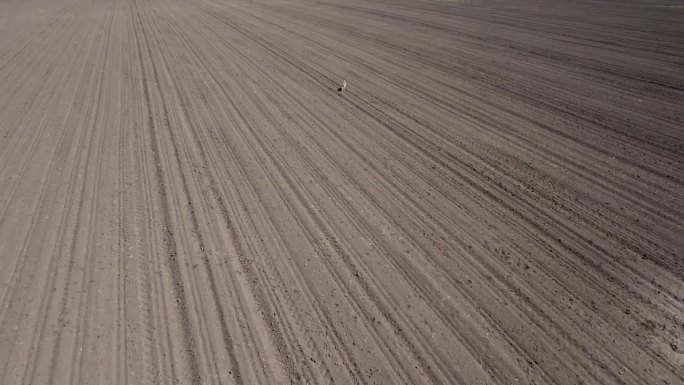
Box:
[1,0,683,384]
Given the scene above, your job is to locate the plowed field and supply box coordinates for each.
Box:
[1,0,683,384]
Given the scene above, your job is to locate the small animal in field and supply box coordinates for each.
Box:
[337,80,347,93]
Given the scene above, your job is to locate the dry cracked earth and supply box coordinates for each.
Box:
[0,0,683,384]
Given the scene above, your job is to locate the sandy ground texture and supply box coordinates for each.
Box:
[1,0,683,384]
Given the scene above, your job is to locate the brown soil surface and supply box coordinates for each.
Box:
[1,0,683,384]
